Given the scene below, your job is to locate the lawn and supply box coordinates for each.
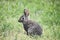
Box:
[0,0,60,40]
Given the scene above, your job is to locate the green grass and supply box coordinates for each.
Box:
[0,0,60,40]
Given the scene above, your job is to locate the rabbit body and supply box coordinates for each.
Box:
[23,20,42,35]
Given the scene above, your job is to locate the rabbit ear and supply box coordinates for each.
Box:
[24,9,29,16]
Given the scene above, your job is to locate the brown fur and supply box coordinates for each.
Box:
[18,9,42,35]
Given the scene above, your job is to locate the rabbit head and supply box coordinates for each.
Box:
[18,9,29,23]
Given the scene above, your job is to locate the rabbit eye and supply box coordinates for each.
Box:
[22,17,24,19]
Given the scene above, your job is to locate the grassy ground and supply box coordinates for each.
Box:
[0,0,60,40]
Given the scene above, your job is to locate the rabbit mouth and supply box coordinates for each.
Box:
[18,20,23,22]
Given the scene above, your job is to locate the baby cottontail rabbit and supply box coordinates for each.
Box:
[18,9,42,35]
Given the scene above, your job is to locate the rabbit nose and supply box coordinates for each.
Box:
[18,20,20,22]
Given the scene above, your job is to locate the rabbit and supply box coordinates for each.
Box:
[18,9,42,35]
